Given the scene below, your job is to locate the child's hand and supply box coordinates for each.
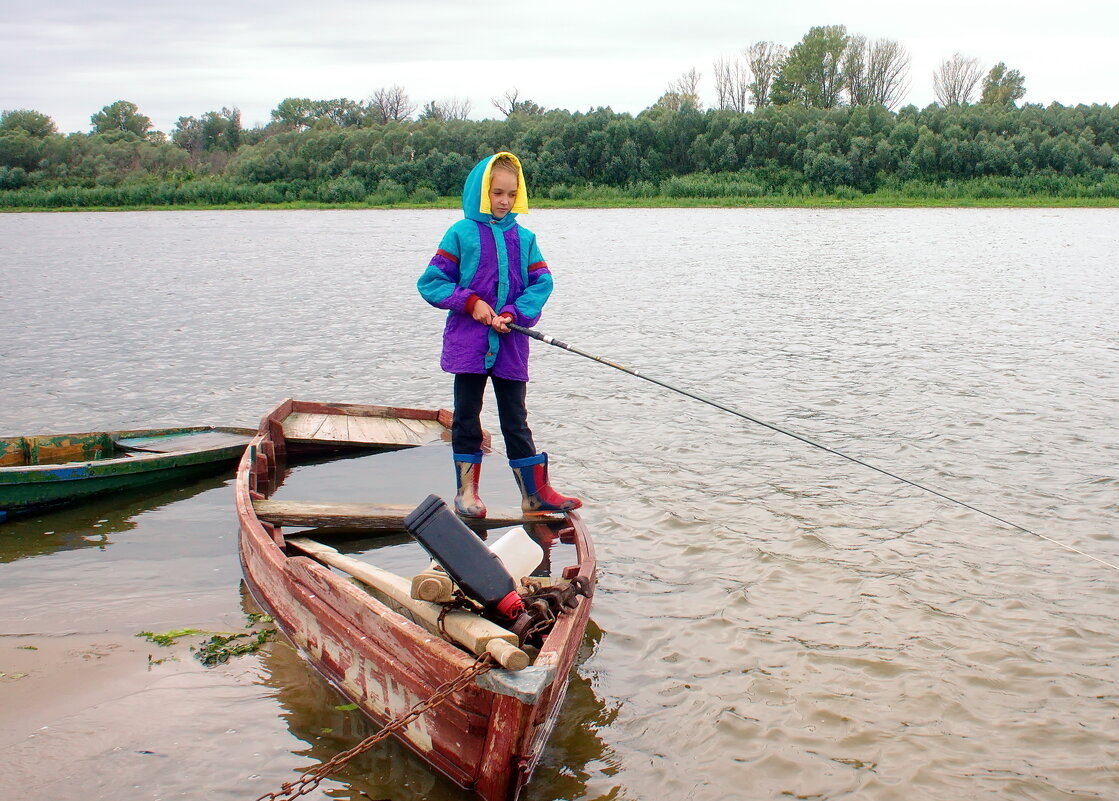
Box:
[491,313,513,333]
[470,299,496,325]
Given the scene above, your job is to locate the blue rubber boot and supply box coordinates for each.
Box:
[509,453,582,513]
[453,452,487,518]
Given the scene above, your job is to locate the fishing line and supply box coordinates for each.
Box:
[509,323,1119,573]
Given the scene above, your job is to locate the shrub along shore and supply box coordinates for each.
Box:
[3,181,1118,212]
[6,198,1119,212]
[4,102,1119,210]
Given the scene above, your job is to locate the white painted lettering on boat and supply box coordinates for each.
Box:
[342,651,434,751]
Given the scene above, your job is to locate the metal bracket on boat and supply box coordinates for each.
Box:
[475,663,557,704]
[509,575,592,644]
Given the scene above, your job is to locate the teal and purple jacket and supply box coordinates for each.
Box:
[417,152,553,381]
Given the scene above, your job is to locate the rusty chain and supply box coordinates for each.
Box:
[254,652,494,801]
[435,593,475,642]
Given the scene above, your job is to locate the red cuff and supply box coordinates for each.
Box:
[498,312,514,323]
[465,294,480,314]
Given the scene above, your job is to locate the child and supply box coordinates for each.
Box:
[417,152,581,518]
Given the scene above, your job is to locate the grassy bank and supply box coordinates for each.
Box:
[4,172,1119,212]
[4,194,1119,212]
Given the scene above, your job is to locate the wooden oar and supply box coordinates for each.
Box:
[286,537,529,670]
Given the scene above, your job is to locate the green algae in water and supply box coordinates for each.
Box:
[136,623,276,666]
[194,629,276,667]
[137,628,207,646]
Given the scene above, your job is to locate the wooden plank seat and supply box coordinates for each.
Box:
[281,413,446,448]
[253,499,562,533]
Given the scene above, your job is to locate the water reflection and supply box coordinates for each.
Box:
[522,621,618,801]
[256,631,462,800]
[0,473,230,564]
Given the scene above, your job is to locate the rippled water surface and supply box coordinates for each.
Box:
[1,208,1117,800]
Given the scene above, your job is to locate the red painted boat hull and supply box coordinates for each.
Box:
[235,399,595,801]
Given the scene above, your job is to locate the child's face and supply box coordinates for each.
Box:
[488,169,518,219]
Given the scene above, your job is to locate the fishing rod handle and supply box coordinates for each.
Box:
[508,323,568,349]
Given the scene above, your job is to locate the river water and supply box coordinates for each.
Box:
[1,208,1116,801]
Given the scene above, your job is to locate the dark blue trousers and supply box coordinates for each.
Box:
[452,373,535,460]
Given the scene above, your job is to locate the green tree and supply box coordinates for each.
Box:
[905,125,943,180]
[90,100,154,138]
[0,129,41,171]
[1,109,57,137]
[171,116,204,154]
[201,107,242,151]
[804,150,853,191]
[773,25,849,109]
[315,98,364,127]
[270,98,365,130]
[745,41,787,109]
[648,91,699,114]
[172,108,241,154]
[980,62,1026,108]
[271,98,317,131]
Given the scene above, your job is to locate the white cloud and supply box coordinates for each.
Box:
[2,0,1117,134]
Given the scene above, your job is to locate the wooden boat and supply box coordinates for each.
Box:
[0,425,255,520]
[235,399,595,801]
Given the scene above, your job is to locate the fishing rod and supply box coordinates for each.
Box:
[509,322,1119,573]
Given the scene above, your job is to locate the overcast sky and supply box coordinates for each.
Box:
[3,0,1117,135]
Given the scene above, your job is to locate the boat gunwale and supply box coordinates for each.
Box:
[0,425,257,477]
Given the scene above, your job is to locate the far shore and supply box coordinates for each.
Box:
[4,195,1119,213]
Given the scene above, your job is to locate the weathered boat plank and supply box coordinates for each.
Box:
[0,438,25,467]
[347,415,408,446]
[309,412,351,443]
[280,412,328,442]
[115,430,252,453]
[253,499,561,532]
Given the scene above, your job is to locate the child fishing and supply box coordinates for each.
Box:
[417,152,581,518]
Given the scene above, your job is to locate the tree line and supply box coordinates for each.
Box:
[1,24,1115,207]
[3,100,1117,207]
[705,25,1024,113]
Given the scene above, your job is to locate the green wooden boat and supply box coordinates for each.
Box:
[0,425,255,520]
